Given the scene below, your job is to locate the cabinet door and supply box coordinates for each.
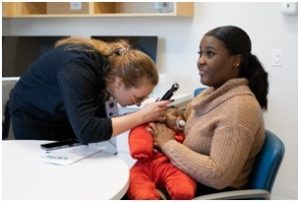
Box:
[47,2,90,15]
[3,2,194,18]
[3,2,47,17]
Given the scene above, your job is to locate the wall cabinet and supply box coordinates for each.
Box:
[3,2,194,18]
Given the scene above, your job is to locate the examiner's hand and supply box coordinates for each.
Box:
[138,100,170,123]
[148,122,175,148]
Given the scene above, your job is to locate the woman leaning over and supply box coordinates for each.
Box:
[10,37,170,143]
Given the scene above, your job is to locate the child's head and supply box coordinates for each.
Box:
[165,107,186,133]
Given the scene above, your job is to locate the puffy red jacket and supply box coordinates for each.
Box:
[127,124,196,200]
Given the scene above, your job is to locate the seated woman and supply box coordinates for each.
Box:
[148,25,269,195]
[127,107,196,200]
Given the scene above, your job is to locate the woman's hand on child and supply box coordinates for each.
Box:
[148,122,175,148]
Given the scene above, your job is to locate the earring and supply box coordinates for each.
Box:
[236,64,240,67]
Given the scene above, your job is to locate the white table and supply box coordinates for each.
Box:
[2,140,129,200]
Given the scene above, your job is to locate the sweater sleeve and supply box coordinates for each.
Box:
[161,126,254,189]
[57,62,112,144]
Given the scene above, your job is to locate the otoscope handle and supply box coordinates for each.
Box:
[160,83,180,101]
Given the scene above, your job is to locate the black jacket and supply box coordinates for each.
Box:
[10,45,113,144]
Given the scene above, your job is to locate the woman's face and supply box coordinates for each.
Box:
[197,36,240,87]
[113,78,154,107]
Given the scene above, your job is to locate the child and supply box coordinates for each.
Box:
[127,107,196,200]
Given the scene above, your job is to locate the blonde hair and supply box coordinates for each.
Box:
[55,37,158,88]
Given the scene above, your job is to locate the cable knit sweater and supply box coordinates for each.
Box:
[161,78,265,189]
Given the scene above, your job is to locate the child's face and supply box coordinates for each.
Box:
[165,108,184,133]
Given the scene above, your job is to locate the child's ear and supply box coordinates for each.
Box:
[179,110,186,121]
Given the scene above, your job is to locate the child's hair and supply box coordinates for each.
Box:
[167,106,185,120]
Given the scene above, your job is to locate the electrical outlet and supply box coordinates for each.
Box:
[272,49,282,67]
[281,2,298,16]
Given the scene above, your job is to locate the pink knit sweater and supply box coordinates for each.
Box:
[161,78,265,189]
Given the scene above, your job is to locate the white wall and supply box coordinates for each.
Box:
[3,2,298,199]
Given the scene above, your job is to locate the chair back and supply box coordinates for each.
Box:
[194,87,206,97]
[247,130,285,192]
[2,77,19,139]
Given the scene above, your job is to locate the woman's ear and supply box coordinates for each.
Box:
[114,77,123,89]
[233,54,242,68]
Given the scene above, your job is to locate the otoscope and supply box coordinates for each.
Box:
[157,83,186,130]
[158,83,180,101]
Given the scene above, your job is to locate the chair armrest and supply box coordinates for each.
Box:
[193,189,270,200]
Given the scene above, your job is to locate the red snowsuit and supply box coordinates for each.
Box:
[127,124,196,200]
